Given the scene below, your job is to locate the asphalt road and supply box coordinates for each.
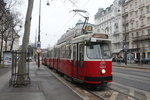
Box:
[112,66,150,92]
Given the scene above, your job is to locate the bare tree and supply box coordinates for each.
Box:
[9,28,20,51]
[16,0,34,85]
[3,12,22,51]
[0,11,13,62]
[0,0,22,63]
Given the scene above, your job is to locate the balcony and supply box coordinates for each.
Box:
[113,30,120,35]
[133,34,150,41]
[129,9,134,13]
[139,3,145,8]
[122,12,128,17]
[139,15,145,19]
[129,18,134,23]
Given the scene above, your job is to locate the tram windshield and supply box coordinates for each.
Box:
[86,43,111,59]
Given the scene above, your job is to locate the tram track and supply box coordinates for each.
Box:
[85,86,141,100]
[86,88,112,100]
[45,66,142,100]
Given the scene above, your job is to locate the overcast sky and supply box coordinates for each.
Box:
[18,0,114,48]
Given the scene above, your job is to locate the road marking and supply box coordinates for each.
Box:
[145,92,150,100]
[111,82,150,100]
[109,92,118,100]
[128,88,135,100]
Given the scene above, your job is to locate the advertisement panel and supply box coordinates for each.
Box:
[3,51,12,65]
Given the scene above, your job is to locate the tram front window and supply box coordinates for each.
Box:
[86,43,111,59]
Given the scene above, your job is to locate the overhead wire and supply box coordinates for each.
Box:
[54,0,91,41]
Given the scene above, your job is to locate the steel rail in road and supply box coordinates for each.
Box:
[86,87,141,100]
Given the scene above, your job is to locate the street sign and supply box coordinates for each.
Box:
[123,45,128,52]
[37,42,41,49]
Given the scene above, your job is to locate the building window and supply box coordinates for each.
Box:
[141,30,145,35]
[140,19,144,26]
[135,2,137,8]
[136,32,139,37]
[130,4,133,10]
[130,12,133,18]
[146,5,150,13]
[147,17,150,24]
[148,29,150,34]
[136,21,139,28]
[140,8,144,15]
[140,0,143,3]
[115,23,118,29]
[131,22,134,29]
[131,33,134,38]
[135,11,138,17]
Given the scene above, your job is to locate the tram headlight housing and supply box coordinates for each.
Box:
[101,69,106,74]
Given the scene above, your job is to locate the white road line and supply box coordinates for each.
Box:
[109,92,118,100]
[111,82,150,100]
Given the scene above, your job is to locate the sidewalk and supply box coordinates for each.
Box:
[0,62,83,100]
[113,62,150,69]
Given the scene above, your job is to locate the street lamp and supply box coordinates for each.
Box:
[37,0,50,68]
[47,0,50,5]
[37,0,41,68]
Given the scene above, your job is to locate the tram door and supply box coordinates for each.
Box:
[73,44,78,78]
[73,43,84,79]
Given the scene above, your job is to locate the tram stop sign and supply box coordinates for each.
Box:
[36,42,41,53]
[37,42,41,49]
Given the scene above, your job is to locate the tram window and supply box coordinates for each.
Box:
[54,49,57,58]
[79,44,84,59]
[60,46,64,58]
[86,43,111,59]
[73,46,76,60]
[65,45,71,59]
[101,43,111,59]
[79,44,84,67]
[62,46,66,58]
[57,49,60,58]
[87,44,101,59]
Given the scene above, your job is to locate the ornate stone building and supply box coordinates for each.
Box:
[94,0,125,57]
[122,0,150,61]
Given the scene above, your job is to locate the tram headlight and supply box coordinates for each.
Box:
[101,69,106,74]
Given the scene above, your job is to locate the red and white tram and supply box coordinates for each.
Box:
[42,21,112,86]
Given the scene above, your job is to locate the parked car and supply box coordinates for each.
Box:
[141,58,150,64]
[26,57,32,62]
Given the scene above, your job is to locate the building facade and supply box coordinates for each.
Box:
[122,0,150,61]
[94,0,125,57]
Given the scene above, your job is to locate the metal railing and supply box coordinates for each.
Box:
[9,50,31,87]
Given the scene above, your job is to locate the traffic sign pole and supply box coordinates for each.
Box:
[37,42,41,68]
